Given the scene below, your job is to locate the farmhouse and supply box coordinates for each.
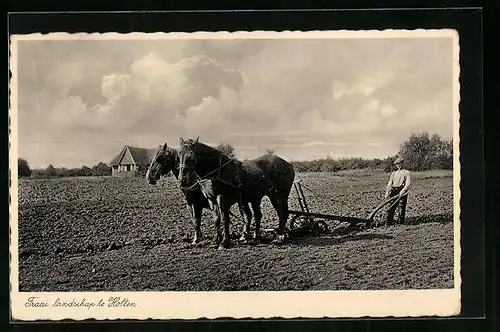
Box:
[109,145,158,176]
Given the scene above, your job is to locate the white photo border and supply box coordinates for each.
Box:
[9,29,461,321]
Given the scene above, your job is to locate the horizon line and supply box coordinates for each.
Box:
[23,153,400,170]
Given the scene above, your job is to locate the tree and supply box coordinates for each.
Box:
[18,158,31,178]
[69,168,81,177]
[91,162,112,176]
[321,157,339,172]
[382,156,397,172]
[56,168,71,177]
[431,137,453,170]
[45,164,56,177]
[216,142,236,159]
[31,169,46,178]
[398,132,453,171]
[135,164,149,177]
[367,158,383,170]
[80,166,92,176]
[265,149,275,155]
[398,133,432,171]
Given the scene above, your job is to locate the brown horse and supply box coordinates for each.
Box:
[145,144,226,244]
[195,177,249,244]
[177,137,295,249]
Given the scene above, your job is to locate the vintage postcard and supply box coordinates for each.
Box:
[9,29,461,320]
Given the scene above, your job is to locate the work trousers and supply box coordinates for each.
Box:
[386,186,408,225]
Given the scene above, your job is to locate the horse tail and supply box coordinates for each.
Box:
[274,157,295,197]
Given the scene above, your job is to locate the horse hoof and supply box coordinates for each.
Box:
[272,235,286,245]
[253,232,263,240]
[219,241,231,250]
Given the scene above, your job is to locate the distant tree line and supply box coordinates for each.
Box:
[18,160,112,179]
[289,132,453,173]
[290,156,398,173]
[17,132,453,179]
[213,133,452,173]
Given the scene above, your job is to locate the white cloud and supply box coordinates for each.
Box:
[183,86,240,134]
[347,83,375,96]
[49,96,90,126]
[46,61,85,97]
[46,52,245,136]
[366,99,381,112]
[297,109,361,135]
[17,38,455,166]
[332,80,347,99]
[101,73,131,101]
[380,104,398,118]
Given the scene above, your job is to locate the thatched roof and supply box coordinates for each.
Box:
[109,146,158,166]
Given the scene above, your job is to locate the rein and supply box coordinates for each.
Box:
[178,147,247,225]
[179,153,239,191]
[155,148,246,225]
[180,160,239,191]
[198,157,236,180]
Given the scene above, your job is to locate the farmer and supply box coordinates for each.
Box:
[384,157,411,225]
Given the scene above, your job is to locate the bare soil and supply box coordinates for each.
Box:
[17,171,454,291]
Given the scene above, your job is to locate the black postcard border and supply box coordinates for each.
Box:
[4,6,489,332]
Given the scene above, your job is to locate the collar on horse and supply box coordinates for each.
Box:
[180,154,243,192]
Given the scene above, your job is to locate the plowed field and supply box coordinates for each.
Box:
[17,170,455,291]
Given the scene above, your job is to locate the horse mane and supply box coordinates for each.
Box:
[183,139,233,164]
[164,146,180,171]
[150,145,180,173]
[165,146,179,156]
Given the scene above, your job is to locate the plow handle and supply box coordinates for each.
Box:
[367,194,407,221]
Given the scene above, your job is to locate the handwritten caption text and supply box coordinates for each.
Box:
[24,296,137,310]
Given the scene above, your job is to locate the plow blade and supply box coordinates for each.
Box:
[288,210,370,225]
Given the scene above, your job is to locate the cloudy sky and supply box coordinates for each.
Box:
[14,34,455,168]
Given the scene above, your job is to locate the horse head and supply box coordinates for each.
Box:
[178,136,200,188]
[145,143,178,185]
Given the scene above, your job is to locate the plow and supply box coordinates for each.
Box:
[261,180,405,239]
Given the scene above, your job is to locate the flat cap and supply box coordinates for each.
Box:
[394,157,404,164]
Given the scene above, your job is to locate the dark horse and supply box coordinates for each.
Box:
[177,137,295,249]
[146,143,224,244]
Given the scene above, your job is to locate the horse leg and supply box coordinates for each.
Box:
[278,196,290,239]
[251,199,263,240]
[191,204,203,244]
[239,203,253,242]
[211,206,220,231]
[217,195,231,249]
[211,201,222,245]
[186,204,198,244]
[269,194,287,244]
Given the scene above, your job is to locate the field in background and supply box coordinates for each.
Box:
[332,169,453,178]
[17,170,455,291]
